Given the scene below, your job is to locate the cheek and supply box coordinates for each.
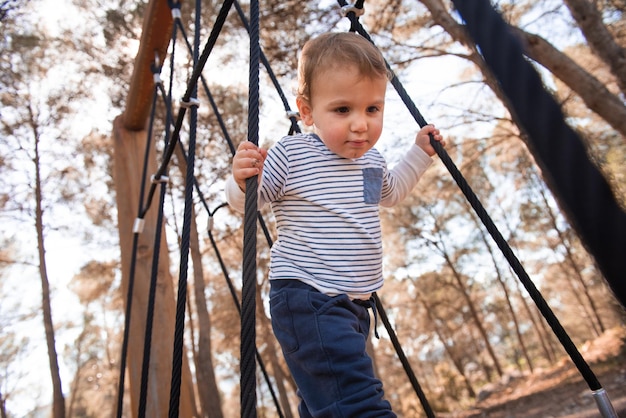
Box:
[370,118,384,137]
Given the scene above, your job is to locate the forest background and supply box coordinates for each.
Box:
[1,0,625,416]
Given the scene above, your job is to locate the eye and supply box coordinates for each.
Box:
[334,106,350,114]
[367,105,381,113]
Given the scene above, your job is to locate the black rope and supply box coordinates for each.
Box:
[336,1,436,415]
[115,230,139,418]
[140,0,235,218]
[241,0,260,414]
[166,7,288,414]
[455,1,626,391]
[451,0,626,310]
[167,0,203,413]
[168,102,288,418]
[446,3,624,414]
[373,293,436,418]
[115,61,163,418]
[233,0,301,134]
[337,1,619,415]
[207,205,286,418]
[138,62,172,417]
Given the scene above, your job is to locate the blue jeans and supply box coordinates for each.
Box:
[269,279,396,417]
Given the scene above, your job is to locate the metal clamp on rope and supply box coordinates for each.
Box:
[171,6,181,20]
[152,52,163,85]
[151,174,169,184]
[286,110,300,120]
[180,97,200,108]
[133,218,145,234]
[341,4,365,17]
[207,216,214,232]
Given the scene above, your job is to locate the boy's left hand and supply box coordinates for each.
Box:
[415,124,445,157]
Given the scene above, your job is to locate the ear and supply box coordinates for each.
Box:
[296,97,314,126]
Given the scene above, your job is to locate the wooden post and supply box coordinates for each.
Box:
[112,115,196,417]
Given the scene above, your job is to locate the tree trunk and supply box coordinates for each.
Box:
[421,0,626,141]
[112,116,196,417]
[32,117,66,418]
[417,293,476,398]
[516,284,559,363]
[513,26,626,140]
[1,387,7,418]
[532,174,606,336]
[563,0,626,95]
[469,209,534,373]
[441,250,504,378]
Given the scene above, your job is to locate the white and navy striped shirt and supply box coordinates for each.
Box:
[225,133,432,297]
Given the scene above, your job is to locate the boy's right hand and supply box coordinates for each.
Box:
[233,141,267,191]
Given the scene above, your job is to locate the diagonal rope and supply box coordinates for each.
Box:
[450,2,621,415]
[338,1,619,416]
[168,0,236,416]
[138,59,174,418]
[337,1,436,415]
[451,0,626,309]
[233,0,301,134]
[140,0,235,217]
[373,293,436,418]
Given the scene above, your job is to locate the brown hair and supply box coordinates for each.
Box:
[297,32,389,103]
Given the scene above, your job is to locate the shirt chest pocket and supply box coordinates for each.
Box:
[362,167,383,204]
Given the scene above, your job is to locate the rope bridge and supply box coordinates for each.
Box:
[112,0,625,417]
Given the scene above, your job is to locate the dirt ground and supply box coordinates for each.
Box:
[443,327,626,418]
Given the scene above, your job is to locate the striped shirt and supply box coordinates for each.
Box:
[225,133,432,297]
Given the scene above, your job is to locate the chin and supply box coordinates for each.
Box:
[347,151,366,159]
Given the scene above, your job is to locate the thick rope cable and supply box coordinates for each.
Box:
[163,4,290,413]
[451,0,626,309]
[449,2,621,415]
[167,0,203,414]
[139,180,169,417]
[241,0,260,415]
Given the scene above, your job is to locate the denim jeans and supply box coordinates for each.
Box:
[269,279,396,417]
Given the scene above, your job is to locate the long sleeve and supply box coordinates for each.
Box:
[380,144,433,207]
[224,175,246,213]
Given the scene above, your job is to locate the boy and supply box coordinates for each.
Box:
[225,32,445,417]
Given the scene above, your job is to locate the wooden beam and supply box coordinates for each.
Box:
[122,0,178,130]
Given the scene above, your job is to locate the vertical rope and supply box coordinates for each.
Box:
[241,0,260,414]
[207,206,285,418]
[138,178,169,417]
[168,0,201,415]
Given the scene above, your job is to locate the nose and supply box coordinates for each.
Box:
[350,113,367,133]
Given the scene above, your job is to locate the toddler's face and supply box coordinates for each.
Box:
[298,65,387,159]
